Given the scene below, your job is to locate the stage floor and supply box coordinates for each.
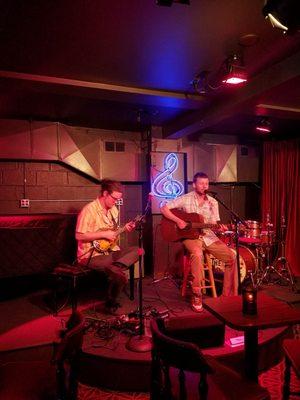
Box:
[0,275,300,396]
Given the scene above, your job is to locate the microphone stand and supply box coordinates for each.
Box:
[208,192,248,294]
[126,200,152,352]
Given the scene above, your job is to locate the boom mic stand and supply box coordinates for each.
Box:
[208,192,249,294]
[126,200,152,352]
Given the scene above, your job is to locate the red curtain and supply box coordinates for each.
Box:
[262,138,300,276]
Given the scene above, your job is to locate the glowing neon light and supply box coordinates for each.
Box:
[151,153,184,199]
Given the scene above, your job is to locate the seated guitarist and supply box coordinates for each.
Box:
[76,179,140,314]
[160,172,238,312]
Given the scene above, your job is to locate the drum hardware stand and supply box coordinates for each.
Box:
[257,217,296,291]
[254,221,273,284]
[207,192,249,294]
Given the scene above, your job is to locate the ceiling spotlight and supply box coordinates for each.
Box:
[256,118,272,133]
[222,55,247,86]
[262,0,300,34]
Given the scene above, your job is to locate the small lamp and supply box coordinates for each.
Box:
[242,273,257,315]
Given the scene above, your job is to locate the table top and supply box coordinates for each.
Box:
[203,292,300,331]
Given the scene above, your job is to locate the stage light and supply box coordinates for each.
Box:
[262,0,300,34]
[256,118,272,133]
[222,58,247,86]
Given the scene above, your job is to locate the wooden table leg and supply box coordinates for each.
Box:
[244,328,259,382]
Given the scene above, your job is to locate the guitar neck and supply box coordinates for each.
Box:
[116,225,127,236]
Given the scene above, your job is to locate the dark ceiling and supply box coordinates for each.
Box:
[0,0,299,140]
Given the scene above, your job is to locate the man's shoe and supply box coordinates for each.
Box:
[105,300,122,315]
[191,296,203,313]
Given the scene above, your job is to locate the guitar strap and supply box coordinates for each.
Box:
[109,211,119,229]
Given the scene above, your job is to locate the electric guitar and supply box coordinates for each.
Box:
[160,209,220,242]
[92,214,143,253]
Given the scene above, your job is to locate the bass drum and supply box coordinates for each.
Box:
[209,245,257,283]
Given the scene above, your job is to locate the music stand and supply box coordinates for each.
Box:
[126,203,152,352]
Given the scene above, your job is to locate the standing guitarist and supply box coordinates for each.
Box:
[160,172,238,312]
[76,179,140,315]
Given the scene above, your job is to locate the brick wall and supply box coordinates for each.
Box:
[0,161,143,217]
[0,161,100,214]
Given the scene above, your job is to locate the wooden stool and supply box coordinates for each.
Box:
[282,338,300,399]
[181,251,217,298]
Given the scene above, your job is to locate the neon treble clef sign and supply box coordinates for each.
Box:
[152,153,184,199]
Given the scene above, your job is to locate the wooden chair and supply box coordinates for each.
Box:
[150,318,270,400]
[282,338,300,399]
[181,251,217,298]
[0,311,86,400]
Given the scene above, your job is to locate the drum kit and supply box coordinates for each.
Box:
[211,217,295,289]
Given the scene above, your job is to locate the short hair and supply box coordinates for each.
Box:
[100,179,123,195]
[193,172,209,183]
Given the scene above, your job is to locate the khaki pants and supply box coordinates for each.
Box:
[183,238,238,296]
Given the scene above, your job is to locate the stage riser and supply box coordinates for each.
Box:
[80,322,292,392]
[79,354,151,392]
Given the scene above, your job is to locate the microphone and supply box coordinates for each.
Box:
[204,190,218,196]
[148,192,154,201]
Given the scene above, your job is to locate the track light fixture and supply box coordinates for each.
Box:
[256,118,272,133]
[222,54,247,86]
[262,0,300,34]
[156,0,190,6]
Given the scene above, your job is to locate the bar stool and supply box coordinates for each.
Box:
[282,338,300,399]
[181,250,217,298]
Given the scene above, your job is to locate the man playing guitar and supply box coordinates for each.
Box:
[76,179,140,315]
[160,172,238,312]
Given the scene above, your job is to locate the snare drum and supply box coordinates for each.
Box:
[208,245,257,282]
[239,220,262,245]
[244,220,261,239]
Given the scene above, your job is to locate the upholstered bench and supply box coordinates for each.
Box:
[51,263,135,314]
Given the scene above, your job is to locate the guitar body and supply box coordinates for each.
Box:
[93,238,117,253]
[92,214,143,253]
[161,209,206,242]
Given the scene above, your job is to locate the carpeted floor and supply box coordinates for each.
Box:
[76,359,300,400]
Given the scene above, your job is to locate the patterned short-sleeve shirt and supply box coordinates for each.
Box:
[76,198,120,262]
[166,191,220,246]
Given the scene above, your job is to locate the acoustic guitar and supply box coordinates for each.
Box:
[92,214,143,253]
[160,209,219,242]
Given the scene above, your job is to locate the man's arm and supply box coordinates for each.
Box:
[75,207,118,242]
[160,204,187,230]
[75,230,117,242]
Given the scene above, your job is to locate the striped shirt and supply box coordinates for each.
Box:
[76,198,120,262]
[166,191,220,246]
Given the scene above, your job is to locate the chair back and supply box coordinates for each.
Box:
[53,311,85,400]
[150,318,213,400]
